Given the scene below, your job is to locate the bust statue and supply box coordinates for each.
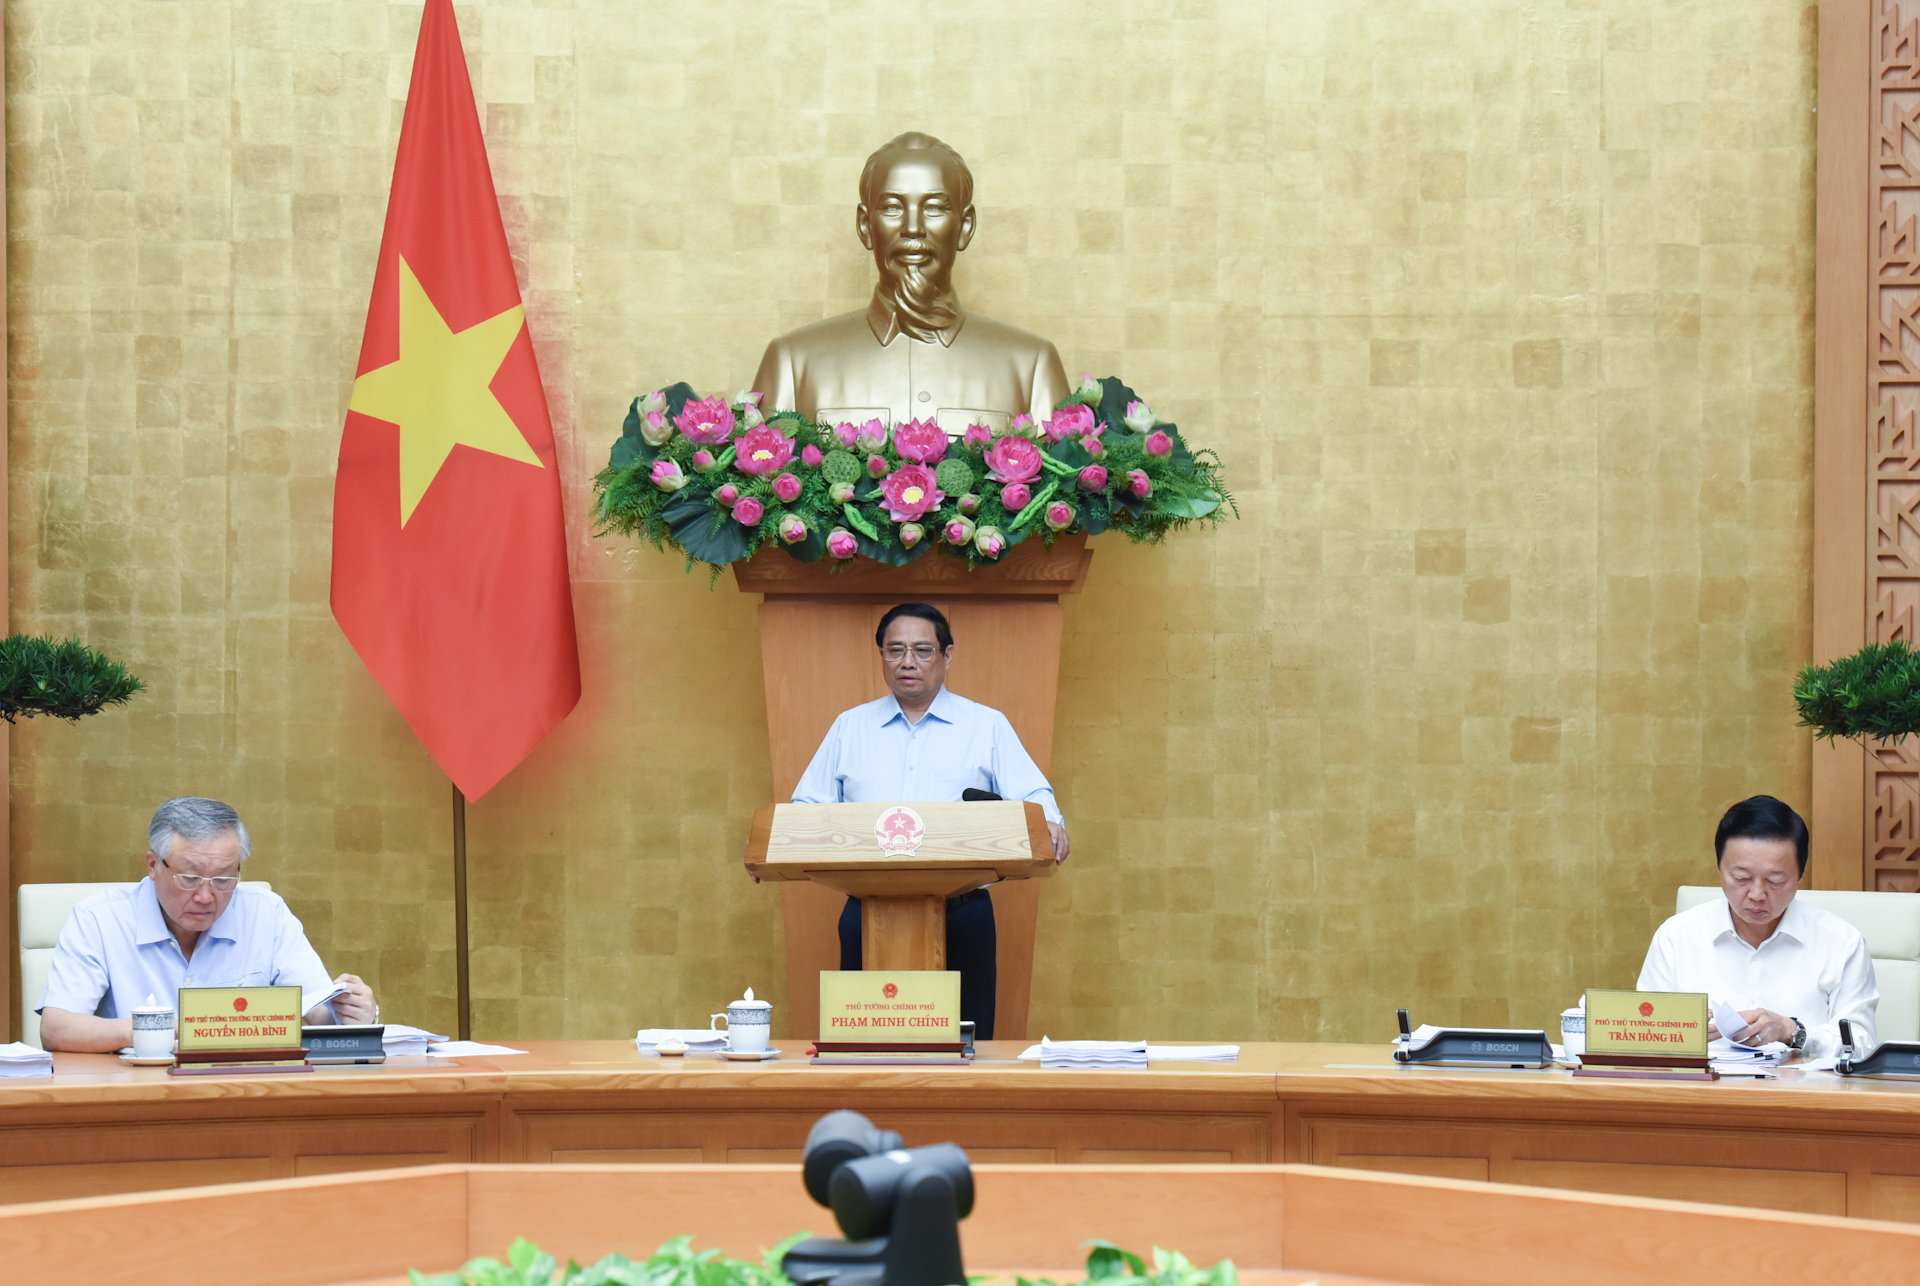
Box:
[751,132,1069,435]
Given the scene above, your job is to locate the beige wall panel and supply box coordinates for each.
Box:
[7,0,1816,1043]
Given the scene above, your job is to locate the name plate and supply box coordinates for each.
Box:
[1584,989,1709,1060]
[819,971,959,1042]
[177,986,304,1051]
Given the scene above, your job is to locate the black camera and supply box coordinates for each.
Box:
[782,1110,974,1286]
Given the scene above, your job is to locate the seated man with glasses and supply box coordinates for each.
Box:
[792,601,1069,1039]
[37,796,376,1052]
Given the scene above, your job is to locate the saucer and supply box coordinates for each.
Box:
[119,1053,175,1067]
[721,1048,780,1061]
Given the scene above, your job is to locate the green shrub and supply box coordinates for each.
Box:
[0,635,143,723]
[1794,640,1920,743]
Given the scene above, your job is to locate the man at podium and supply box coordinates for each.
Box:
[793,602,1069,1038]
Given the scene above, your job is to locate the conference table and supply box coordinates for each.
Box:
[9,1040,1920,1222]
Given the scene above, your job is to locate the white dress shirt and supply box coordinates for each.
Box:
[38,878,338,1021]
[1636,896,1878,1058]
[792,686,1062,825]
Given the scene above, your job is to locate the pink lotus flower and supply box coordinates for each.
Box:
[778,514,809,544]
[827,528,858,559]
[1044,403,1097,444]
[691,448,716,471]
[892,417,948,464]
[944,516,976,545]
[1008,414,1040,439]
[832,422,859,449]
[649,459,689,492]
[1123,400,1155,433]
[1081,436,1104,457]
[1128,469,1152,499]
[973,525,1006,558]
[733,496,765,526]
[772,472,802,503]
[963,423,994,451]
[1045,501,1075,532]
[715,483,739,505]
[734,425,794,476]
[880,464,944,522]
[829,481,856,504]
[854,419,888,453]
[801,444,824,468]
[866,454,889,479]
[1075,372,1103,402]
[1001,482,1031,512]
[1078,465,1109,491]
[674,397,736,444]
[985,435,1044,485]
[640,409,672,446]
[899,522,925,548]
[1145,430,1173,457]
[957,493,981,516]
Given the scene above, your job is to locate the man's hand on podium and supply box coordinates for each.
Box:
[1048,822,1070,864]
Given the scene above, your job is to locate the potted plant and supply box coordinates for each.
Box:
[1794,640,1920,743]
[0,634,144,723]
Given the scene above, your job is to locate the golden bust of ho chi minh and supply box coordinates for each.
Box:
[752,132,1070,436]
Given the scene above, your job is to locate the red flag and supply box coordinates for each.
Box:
[332,0,580,800]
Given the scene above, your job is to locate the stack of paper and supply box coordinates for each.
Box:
[1709,1037,1789,1075]
[635,1028,728,1052]
[427,1040,527,1057]
[1146,1045,1240,1063]
[380,1024,448,1057]
[1018,1038,1148,1069]
[0,1042,53,1078]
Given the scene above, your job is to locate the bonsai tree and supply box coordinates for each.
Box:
[1794,640,1920,743]
[0,634,143,723]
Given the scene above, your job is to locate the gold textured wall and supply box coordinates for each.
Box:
[5,0,1815,1042]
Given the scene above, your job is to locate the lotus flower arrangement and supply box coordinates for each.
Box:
[592,376,1234,571]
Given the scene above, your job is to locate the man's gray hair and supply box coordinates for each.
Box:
[148,797,251,863]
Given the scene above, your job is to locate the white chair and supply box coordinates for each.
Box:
[1676,886,1920,1042]
[18,880,270,1050]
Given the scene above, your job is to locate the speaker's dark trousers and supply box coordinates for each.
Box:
[837,889,996,1039]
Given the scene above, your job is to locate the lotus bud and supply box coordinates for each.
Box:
[826,528,858,560]
[1128,469,1152,499]
[732,496,765,527]
[854,418,889,453]
[639,409,672,447]
[829,481,856,505]
[638,389,668,416]
[715,483,739,505]
[739,403,766,430]
[1045,501,1075,532]
[973,525,1006,558]
[649,459,689,492]
[734,390,765,408]
[944,515,977,546]
[1001,482,1031,512]
[866,454,889,479]
[963,423,994,450]
[1075,372,1103,403]
[801,444,824,467]
[1008,413,1040,440]
[772,472,802,503]
[1078,465,1109,492]
[691,448,716,471]
[1144,430,1173,457]
[899,522,925,549]
[1123,400,1156,433]
[1081,436,1104,457]
[958,493,981,516]
[778,514,809,544]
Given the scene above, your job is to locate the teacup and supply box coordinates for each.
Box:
[131,1005,175,1060]
[711,987,772,1054]
[1560,1006,1585,1058]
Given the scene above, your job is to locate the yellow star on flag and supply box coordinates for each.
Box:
[348,255,542,524]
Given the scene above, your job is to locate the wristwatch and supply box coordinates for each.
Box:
[1789,1017,1807,1050]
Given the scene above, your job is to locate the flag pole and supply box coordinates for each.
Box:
[452,783,471,1040]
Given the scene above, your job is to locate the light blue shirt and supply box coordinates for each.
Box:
[792,687,1063,824]
[38,878,336,1020]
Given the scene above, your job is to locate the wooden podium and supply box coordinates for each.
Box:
[744,801,1055,970]
[735,533,1091,1037]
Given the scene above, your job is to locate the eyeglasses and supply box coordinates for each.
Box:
[882,644,941,662]
[160,858,240,893]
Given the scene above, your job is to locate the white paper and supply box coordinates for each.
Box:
[635,1028,727,1048]
[1019,1037,1149,1067]
[1144,1045,1240,1062]
[0,1041,53,1077]
[426,1040,527,1057]
[378,1023,449,1051]
[301,982,351,1016]
[1709,999,1758,1046]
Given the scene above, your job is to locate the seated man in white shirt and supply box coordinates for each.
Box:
[38,796,376,1052]
[1636,795,1877,1058]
